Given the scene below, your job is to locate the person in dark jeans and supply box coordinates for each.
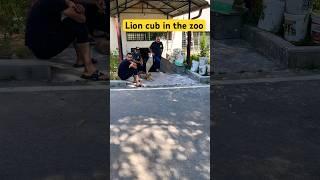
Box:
[149,36,163,72]
[118,53,142,87]
[25,0,106,80]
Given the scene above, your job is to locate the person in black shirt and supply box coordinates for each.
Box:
[25,0,106,81]
[132,47,144,72]
[149,36,163,72]
[118,53,142,87]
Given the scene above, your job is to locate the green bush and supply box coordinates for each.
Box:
[110,54,120,80]
[0,36,12,57]
[314,0,320,11]
[199,32,209,57]
[190,54,200,61]
[0,0,28,37]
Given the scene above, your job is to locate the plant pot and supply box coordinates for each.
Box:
[199,65,207,76]
[258,0,285,33]
[199,57,208,66]
[191,60,199,72]
[284,12,310,42]
[286,0,312,15]
[207,64,210,75]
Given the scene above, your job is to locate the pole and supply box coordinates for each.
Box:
[116,0,123,62]
[186,0,191,68]
[167,13,169,53]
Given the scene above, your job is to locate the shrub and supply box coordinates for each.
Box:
[314,0,320,11]
[199,32,209,57]
[0,0,28,37]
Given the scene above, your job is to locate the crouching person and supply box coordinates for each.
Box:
[118,53,143,87]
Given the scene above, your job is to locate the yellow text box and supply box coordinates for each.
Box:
[122,19,206,32]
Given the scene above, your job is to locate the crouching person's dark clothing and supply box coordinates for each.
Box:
[25,0,89,59]
[118,60,138,80]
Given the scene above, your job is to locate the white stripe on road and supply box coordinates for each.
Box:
[110,85,210,91]
[0,85,108,93]
[0,85,209,93]
[213,74,320,85]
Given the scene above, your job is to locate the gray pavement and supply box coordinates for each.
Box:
[110,86,210,180]
[213,79,320,180]
[213,39,287,79]
[0,87,109,180]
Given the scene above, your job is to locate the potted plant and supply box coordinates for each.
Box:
[190,54,200,72]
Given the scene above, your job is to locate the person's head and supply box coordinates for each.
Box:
[156,36,161,43]
[126,53,133,60]
[135,47,140,52]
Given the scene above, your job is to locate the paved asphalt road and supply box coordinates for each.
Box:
[110,86,210,180]
[0,88,109,180]
[213,79,320,180]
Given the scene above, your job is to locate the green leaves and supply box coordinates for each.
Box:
[200,32,209,57]
[0,0,28,37]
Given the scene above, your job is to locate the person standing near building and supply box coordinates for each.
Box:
[149,36,163,72]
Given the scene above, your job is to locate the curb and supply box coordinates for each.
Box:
[0,59,52,81]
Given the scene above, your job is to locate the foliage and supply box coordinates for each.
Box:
[0,36,12,57]
[0,0,28,38]
[199,32,209,57]
[314,0,320,11]
[110,54,120,80]
[190,54,199,61]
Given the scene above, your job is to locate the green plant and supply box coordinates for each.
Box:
[15,45,33,58]
[0,0,28,37]
[190,54,199,61]
[199,32,209,57]
[0,36,12,57]
[110,54,120,80]
[314,0,320,11]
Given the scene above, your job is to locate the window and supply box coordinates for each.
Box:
[182,32,210,51]
[126,32,172,41]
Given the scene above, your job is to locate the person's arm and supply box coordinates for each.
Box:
[63,0,86,23]
[149,42,154,55]
[160,42,163,54]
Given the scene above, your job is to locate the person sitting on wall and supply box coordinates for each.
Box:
[118,53,143,87]
[25,0,106,81]
[149,36,163,72]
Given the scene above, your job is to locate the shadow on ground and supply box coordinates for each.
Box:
[213,80,320,180]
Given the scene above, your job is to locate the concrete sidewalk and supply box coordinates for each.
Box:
[0,46,107,83]
[111,72,201,88]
